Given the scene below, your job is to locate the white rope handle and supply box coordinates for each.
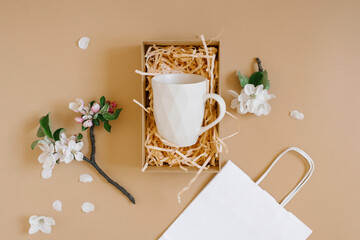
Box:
[256,147,315,207]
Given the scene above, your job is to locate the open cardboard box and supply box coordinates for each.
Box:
[141,40,221,173]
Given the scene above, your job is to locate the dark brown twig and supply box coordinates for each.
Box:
[255,57,263,72]
[83,126,135,204]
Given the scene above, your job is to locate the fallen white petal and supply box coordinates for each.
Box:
[78,36,90,49]
[81,202,95,213]
[79,173,93,183]
[52,200,62,212]
[289,110,304,120]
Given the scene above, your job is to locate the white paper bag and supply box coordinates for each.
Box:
[160,147,314,240]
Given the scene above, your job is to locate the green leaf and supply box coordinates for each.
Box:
[248,71,264,87]
[99,102,110,115]
[103,113,113,120]
[90,101,95,107]
[53,128,65,141]
[237,71,249,87]
[31,140,40,150]
[114,108,122,119]
[93,119,100,126]
[36,126,45,138]
[100,96,106,107]
[82,126,88,131]
[103,108,122,121]
[104,120,111,132]
[77,133,83,140]
[39,113,53,139]
[262,70,270,89]
[97,114,106,122]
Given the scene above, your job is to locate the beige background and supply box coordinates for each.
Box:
[1,0,359,239]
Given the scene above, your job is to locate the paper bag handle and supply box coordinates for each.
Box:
[256,147,315,207]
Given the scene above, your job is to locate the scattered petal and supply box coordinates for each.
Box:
[289,110,304,120]
[78,36,90,50]
[79,174,93,183]
[81,202,95,213]
[52,200,62,212]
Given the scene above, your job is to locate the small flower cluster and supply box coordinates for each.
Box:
[29,96,129,234]
[229,84,275,116]
[229,58,275,116]
[69,96,121,132]
[31,114,83,179]
[37,132,83,179]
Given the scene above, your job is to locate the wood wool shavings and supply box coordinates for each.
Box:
[142,43,224,172]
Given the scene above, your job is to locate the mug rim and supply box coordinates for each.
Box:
[152,73,207,85]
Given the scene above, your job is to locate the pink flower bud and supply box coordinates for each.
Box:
[75,117,84,123]
[83,120,93,128]
[91,103,101,113]
[111,101,117,108]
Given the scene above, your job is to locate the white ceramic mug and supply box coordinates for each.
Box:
[152,73,226,147]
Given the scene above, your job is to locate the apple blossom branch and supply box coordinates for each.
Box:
[83,126,135,204]
[32,97,135,204]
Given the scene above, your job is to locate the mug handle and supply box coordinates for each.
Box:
[198,93,226,136]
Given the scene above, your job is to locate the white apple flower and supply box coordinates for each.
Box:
[68,140,84,161]
[59,132,76,144]
[69,98,84,113]
[38,141,60,179]
[80,106,90,115]
[229,84,275,116]
[58,140,84,164]
[55,139,70,164]
[55,133,82,164]
[80,105,94,121]
[28,215,55,234]
[228,90,248,114]
[37,132,83,178]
